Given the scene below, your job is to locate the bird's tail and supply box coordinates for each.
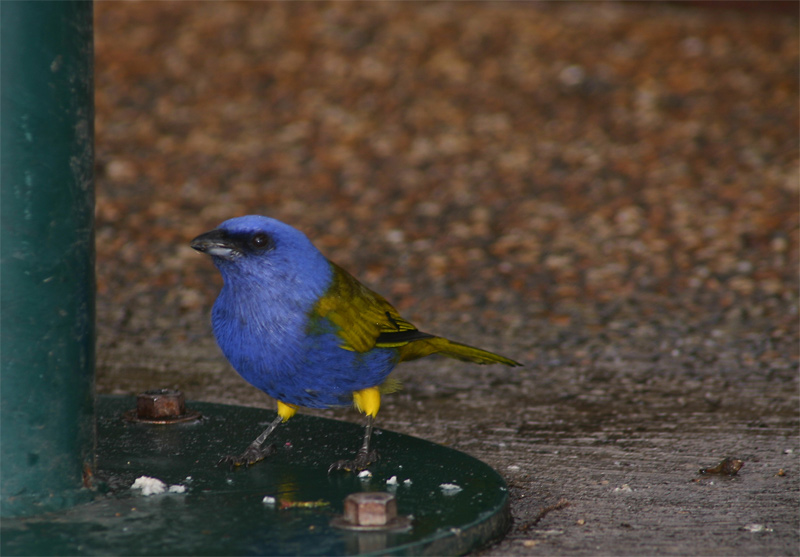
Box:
[399,336,521,366]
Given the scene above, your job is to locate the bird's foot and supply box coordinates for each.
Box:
[328,449,379,474]
[218,443,277,468]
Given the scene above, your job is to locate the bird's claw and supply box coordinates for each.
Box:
[328,449,379,474]
[217,443,277,468]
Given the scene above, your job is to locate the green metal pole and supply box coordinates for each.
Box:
[1,1,95,517]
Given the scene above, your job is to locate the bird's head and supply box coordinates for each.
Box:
[191,215,331,295]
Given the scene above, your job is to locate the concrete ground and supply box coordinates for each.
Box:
[94,2,798,555]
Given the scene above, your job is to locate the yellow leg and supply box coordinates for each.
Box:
[277,400,298,421]
[352,387,381,417]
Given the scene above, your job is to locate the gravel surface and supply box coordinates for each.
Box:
[94,3,798,555]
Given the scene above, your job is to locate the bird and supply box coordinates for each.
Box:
[191,215,521,472]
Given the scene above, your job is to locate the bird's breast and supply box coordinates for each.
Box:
[212,284,311,367]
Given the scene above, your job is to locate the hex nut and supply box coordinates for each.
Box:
[137,389,186,419]
[332,491,411,532]
[123,389,202,424]
[344,492,397,526]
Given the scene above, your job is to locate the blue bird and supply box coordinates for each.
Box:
[191,215,520,472]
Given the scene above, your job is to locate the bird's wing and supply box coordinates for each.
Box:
[313,262,432,353]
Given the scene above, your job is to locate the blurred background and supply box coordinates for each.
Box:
[93,2,797,553]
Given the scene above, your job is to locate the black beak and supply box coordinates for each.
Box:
[191,229,240,259]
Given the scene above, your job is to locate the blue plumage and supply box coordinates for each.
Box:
[204,216,399,408]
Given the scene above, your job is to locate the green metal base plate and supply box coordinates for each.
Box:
[2,396,510,555]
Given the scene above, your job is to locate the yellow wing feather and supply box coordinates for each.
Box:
[314,262,417,352]
[313,261,521,367]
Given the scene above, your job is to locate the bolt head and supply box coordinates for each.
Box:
[137,389,186,419]
[344,492,397,526]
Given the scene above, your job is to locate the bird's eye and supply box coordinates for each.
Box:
[249,233,272,250]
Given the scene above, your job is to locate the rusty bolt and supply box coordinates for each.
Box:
[123,389,201,424]
[138,389,186,419]
[332,492,411,531]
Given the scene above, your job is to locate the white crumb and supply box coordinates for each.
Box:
[440,483,462,495]
[131,476,167,496]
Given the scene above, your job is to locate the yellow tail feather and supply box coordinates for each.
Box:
[398,336,521,366]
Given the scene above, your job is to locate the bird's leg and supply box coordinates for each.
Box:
[328,414,379,473]
[218,401,298,468]
[329,387,381,473]
[358,413,379,463]
[218,414,282,468]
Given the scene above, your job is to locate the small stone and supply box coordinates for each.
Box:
[742,523,772,533]
[106,158,137,181]
[558,65,585,86]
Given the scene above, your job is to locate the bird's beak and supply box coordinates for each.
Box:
[191,229,240,260]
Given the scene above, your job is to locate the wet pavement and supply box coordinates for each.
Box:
[94,3,798,554]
